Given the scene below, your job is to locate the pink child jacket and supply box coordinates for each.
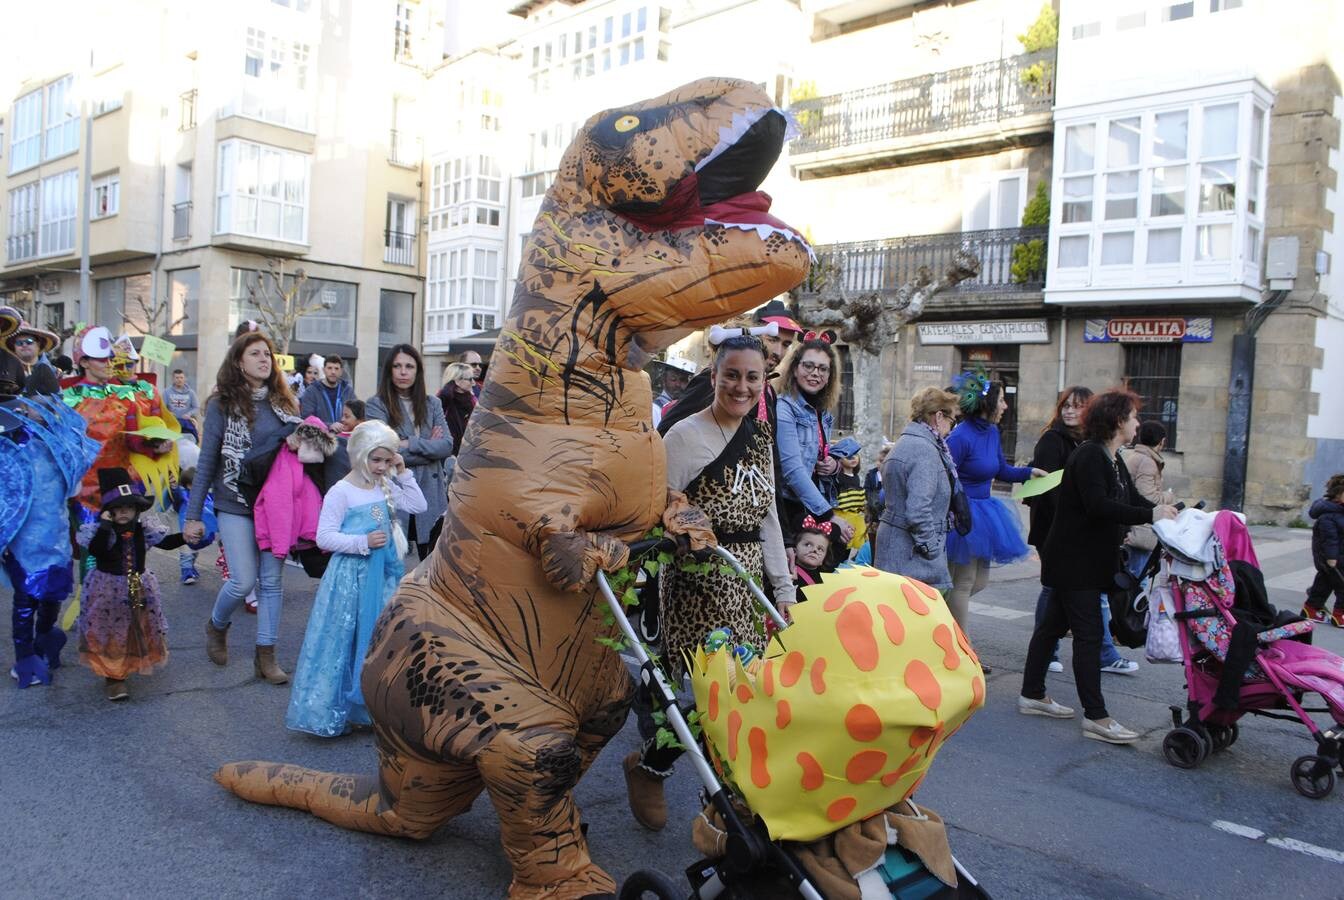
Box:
[253,443,322,559]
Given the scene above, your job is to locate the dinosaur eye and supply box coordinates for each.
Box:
[614,114,641,133]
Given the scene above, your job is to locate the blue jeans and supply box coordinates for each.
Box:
[1034,586,1123,666]
[211,512,284,646]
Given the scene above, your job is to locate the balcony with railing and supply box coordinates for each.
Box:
[789,50,1056,177]
[172,201,191,240]
[797,226,1049,309]
[384,229,416,266]
[388,130,421,168]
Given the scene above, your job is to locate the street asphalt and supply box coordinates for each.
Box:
[4,520,1343,899]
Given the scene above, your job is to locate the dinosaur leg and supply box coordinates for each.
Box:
[574,661,635,776]
[477,725,617,900]
[214,733,482,839]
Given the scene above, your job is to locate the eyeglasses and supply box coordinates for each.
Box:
[14,337,37,347]
[797,361,830,375]
[469,363,482,369]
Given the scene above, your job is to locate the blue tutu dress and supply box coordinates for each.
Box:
[946,496,1030,565]
[945,417,1032,566]
[286,498,404,736]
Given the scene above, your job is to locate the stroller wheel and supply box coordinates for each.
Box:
[1163,727,1205,769]
[619,869,683,900]
[1209,724,1238,753]
[1290,755,1337,800]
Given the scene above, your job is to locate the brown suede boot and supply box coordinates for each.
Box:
[205,620,229,666]
[254,644,289,685]
[623,750,669,831]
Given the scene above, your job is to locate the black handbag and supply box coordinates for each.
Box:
[1109,547,1148,649]
[944,468,973,537]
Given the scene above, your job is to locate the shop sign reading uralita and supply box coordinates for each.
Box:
[916,320,1049,345]
[1084,317,1214,343]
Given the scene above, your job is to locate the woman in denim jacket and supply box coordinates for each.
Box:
[774,336,855,549]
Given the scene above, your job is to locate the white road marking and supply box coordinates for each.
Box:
[1266,838,1344,864]
[1212,820,1265,839]
[968,600,1033,620]
[1212,821,1344,864]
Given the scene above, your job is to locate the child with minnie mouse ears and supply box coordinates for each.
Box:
[792,515,835,588]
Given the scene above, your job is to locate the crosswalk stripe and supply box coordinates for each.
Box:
[1265,567,1318,591]
[968,600,1032,621]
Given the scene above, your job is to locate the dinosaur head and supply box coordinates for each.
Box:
[535,78,810,337]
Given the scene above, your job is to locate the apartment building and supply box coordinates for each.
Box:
[791,0,1057,451]
[1044,0,1344,521]
[0,0,438,397]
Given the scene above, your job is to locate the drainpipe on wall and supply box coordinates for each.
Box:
[1056,309,1067,394]
[1223,234,1299,512]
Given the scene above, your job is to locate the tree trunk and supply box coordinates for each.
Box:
[794,249,980,472]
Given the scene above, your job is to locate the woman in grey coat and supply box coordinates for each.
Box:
[875,387,961,593]
[365,344,453,559]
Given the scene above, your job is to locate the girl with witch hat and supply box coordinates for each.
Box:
[76,468,185,700]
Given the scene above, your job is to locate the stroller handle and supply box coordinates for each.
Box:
[621,537,791,631]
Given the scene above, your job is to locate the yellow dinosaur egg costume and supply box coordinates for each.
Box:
[691,567,984,842]
[212,78,811,900]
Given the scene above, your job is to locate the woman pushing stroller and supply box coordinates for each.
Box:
[1019,390,1177,745]
[623,334,796,831]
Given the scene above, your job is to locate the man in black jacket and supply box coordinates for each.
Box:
[298,354,352,427]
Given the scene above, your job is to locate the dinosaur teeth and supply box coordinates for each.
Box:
[705,219,817,262]
[694,106,799,174]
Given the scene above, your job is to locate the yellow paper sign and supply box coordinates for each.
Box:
[275,354,296,372]
[139,334,177,366]
[1012,469,1063,500]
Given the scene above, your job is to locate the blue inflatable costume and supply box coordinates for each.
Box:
[2,388,100,687]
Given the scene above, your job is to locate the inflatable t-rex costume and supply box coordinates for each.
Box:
[215,78,810,898]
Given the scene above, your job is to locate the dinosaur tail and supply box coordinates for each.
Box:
[213,761,402,836]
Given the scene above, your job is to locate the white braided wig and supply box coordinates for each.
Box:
[346,420,408,555]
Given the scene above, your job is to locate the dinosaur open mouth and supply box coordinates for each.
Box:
[615,108,811,256]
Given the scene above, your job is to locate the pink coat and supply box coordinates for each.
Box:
[253,444,322,559]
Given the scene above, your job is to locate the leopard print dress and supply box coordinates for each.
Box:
[662,418,774,682]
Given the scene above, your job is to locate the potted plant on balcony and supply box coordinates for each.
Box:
[1011,182,1049,285]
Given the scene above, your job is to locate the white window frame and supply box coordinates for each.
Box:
[1048,84,1270,299]
[7,181,38,262]
[92,173,120,219]
[43,75,78,161]
[231,26,314,132]
[9,90,41,174]
[961,170,1027,232]
[214,138,310,244]
[39,169,78,255]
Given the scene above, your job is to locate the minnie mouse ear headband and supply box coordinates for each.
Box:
[951,367,993,415]
[72,325,114,367]
[799,514,833,536]
[801,330,836,344]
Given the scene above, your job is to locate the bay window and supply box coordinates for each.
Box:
[215,139,309,243]
[1047,83,1271,301]
[6,182,37,262]
[226,26,314,131]
[39,170,77,254]
[44,76,78,160]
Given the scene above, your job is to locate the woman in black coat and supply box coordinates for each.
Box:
[1018,389,1177,745]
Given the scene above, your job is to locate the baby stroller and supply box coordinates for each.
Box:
[1154,510,1344,798]
[597,539,990,900]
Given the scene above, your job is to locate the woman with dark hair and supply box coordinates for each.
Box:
[943,370,1044,665]
[1019,390,1178,745]
[185,332,301,685]
[365,344,452,559]
[774,336,855,546]
[1027,386,1136,676]
[622,334,795,832]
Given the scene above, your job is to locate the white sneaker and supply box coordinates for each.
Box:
[1048,660,1064,673]
[1017,695,1075,718]
[1101,658,1139,676]
[1083,717,1140,744]
[9,667,43,687]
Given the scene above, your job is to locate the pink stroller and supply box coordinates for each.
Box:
[1159,511,1344,798]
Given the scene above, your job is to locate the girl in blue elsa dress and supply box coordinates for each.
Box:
[286,420,426,736]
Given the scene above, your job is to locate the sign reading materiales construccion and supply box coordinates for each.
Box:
[916,320,1050,345]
